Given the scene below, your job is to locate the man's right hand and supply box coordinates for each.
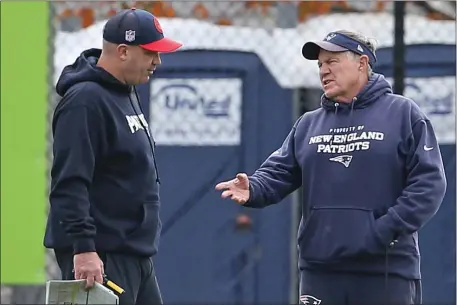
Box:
[215,173,250,204]
[73,252,104,289]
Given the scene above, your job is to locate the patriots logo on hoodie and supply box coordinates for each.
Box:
[329,155,353,168]
[300,295,322,305]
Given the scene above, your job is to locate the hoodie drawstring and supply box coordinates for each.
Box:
[128,87,161,184]
[329,97,357,145]
[328,103,340,145]
[384,239,398,303]
[349,97,356,123]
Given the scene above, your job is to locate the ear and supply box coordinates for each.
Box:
[117,44,128,61]
[359,55,369,71]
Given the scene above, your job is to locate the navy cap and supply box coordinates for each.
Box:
[302,32,377,67]
[103,8,182,53]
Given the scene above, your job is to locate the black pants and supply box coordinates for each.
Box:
[299,270,422,305]
[54,250,163,305]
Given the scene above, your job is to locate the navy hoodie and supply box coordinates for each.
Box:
[44,48,162,257]
[245,74,447,279]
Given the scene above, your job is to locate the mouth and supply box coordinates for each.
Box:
[322,80,333,85]
[322,80,334,88]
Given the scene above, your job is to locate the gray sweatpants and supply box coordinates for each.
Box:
[54,250,163,305]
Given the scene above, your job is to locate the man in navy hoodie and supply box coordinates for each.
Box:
[216,30,447,305]
[44,8,181,305]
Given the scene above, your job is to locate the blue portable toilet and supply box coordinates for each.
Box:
[135,50,296,304]
[375,43,456,304]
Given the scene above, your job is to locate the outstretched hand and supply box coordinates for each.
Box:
[215,173,250,204]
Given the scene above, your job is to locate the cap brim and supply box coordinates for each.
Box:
[140,37,182,53]
[301,41,348,60]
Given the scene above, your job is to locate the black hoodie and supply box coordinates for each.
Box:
[44,48,162,257]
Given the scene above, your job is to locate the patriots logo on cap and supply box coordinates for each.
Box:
[325,33,336,41]
[329,154,353,168]
[300,295,322,305]
[125,30,136,42]
[154,18,163,34]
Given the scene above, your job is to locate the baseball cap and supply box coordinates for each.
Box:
[103,8,182,53]
[302,32,377,67]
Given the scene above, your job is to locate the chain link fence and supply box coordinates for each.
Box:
[2,1,455,304]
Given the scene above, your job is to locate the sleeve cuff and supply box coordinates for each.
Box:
[73,238,96,254]
[243,179,257,207]
[374,213,398,246]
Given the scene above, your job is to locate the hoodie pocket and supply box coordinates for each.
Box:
[125,201,160,239]
[299,207,384,263]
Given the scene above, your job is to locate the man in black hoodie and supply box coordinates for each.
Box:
[44,8,182,304]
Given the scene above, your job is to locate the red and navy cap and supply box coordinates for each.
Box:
[103,8,182,53]
[302,31,377,67]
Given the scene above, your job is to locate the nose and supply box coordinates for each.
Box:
[153,53,162,65]
[319,64,330,79]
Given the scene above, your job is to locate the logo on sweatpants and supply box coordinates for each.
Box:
[300,294,322,305]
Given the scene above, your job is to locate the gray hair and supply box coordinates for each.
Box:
[335,30,378,76]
